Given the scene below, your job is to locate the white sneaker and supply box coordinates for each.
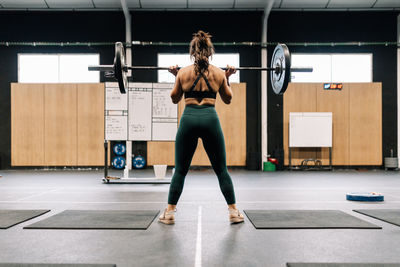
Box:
[229,209,244,224]
[158,209,175,225]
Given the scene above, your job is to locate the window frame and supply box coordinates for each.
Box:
[291,53,373,83]
[18,53,100,83]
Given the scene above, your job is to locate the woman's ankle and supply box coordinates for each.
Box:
[167,204,176,212]
[228,204,237,210]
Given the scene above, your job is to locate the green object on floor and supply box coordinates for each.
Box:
[263,161,276,171]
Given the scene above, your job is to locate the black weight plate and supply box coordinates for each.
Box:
[114,42,128,94]
[270,43,291,95]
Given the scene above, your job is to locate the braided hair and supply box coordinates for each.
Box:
[189,30,215,74]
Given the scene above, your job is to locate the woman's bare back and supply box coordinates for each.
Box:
[170,64,233,106]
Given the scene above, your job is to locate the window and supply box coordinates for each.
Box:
[158,53,240,83]
[18,54,100,83]
[291,53,372,83]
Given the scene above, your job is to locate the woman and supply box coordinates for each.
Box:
[158,30,244,225]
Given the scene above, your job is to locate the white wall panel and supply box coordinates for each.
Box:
[189,0,234,8]
[328,0,376,8]
[140,0,186,8]
[235,0,277,8]
[93,0,140,8]
[281,0,329,8]
[374,0,400,8]
[1,0,47,8]
[46,0,94,8]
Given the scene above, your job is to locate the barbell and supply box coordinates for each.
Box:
[88,42,313,95]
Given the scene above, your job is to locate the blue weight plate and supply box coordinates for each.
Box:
[112,156,126,169]
[346,192,384,202]
[113,143,126,155]
[133,155,146,169]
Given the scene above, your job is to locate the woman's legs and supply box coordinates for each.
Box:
[167,115,199,207]
[201,116,236,205]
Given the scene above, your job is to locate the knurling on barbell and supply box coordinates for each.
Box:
[88,42,313,95]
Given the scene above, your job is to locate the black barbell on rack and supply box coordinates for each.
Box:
[88,42,313,95]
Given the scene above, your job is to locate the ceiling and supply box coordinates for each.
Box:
[0,0,399,11]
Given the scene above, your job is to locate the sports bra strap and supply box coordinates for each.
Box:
[189,74,203,91]
[184,73,217,99]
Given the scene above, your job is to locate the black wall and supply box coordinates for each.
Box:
[0,11,398,169]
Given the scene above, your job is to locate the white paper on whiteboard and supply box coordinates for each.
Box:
[289,112,332,147]
[152,123,177,141]
[129,83,153,89]
[105,115,128,141]
[153,86,177,119]
[128,89,152,141]
[105,83,128,111]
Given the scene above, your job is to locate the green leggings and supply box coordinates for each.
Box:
[168,105,236,205]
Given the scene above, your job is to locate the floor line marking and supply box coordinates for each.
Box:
[195,205,202,267]
[0,201,399,204]
[15,189,59,201]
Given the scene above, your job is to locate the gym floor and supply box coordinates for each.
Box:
[0,169,399,267]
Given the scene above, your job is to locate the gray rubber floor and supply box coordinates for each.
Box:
[0,210,50,229]
[244,210,381,229]
[24,210,159,230]
[353,209,400,227]
[0,169,400,267]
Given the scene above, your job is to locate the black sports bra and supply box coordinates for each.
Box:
[184,73,217,99]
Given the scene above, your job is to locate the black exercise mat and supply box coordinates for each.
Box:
[0,210,50,229]
[353,209,400,227]
[244,210,381,229]
[24,210,159,230]
[287,263,400,267]
[0,264,115,267]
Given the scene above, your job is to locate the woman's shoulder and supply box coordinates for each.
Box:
[209,64,224,75]
[180,65,194,73]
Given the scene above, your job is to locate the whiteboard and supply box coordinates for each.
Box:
[151,83,177,141]
[105,82,128,110]
[152,83,176,119]
[105,82,177,141]
[289,112,332,147]
[105,115,127,141]
[128,84,152,141]
[152,123,177,141]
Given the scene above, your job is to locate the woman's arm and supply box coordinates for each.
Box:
[169,66,183,104]
[219,66,236,104]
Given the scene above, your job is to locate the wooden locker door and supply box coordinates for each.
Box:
[44,84,77,166]
[77,83,105,166]
[11,83,45,166]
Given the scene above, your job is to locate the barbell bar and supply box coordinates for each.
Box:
[88,65,313,72]
[88,42,313,95]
